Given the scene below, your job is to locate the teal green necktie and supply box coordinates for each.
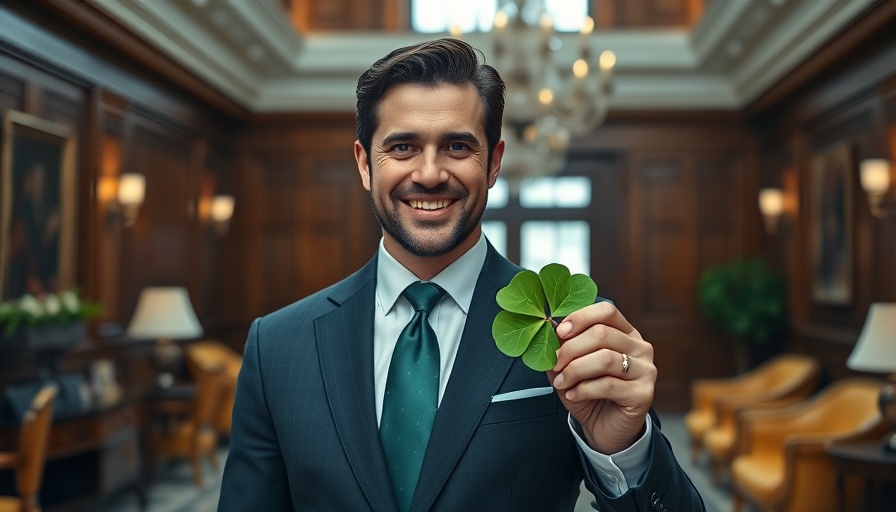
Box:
[380,281,446,512]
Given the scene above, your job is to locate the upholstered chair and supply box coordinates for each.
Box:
[684,354,821,466]
[0,384,57,512]
[730,377,884,512]
[703,355,821,483]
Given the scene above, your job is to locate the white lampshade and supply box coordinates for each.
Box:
[126,286,203,340]
[847,303,896,374]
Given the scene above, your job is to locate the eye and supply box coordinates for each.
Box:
[449,142,469,151]
[393,143,411,153]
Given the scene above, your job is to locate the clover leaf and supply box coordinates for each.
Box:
[492,263,598,371]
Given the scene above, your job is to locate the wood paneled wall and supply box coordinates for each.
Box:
[0,3,244,387]
[238,115,381,320]
[750,10,896,385]
[569,117,760,409]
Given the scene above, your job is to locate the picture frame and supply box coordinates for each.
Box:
[809,143,854,305]
[0,110,78,301]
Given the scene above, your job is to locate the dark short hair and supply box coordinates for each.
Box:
[355,38,505,168]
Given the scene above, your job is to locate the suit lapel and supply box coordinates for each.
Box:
[315,257,398,512]
[411,246,521,512]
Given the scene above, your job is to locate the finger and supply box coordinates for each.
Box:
[561,373,655,406]
[552,349,642,391]
[556,301,636,341]
[554,324,651,372]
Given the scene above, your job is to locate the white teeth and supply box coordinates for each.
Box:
[410,200,448,210]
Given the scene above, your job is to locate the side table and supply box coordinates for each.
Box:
[827,440,896,511]
[141,384,197,486]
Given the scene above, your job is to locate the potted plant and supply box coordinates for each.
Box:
[0,289,101,354]
[698,257,787,372]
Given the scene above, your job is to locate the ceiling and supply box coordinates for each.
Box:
[81,0,877,113]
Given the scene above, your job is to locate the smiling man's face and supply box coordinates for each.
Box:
[354,82,503,276]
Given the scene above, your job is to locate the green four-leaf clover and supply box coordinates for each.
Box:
[492,263,598,371]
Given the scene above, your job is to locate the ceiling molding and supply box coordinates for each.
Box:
[81,0,876,113]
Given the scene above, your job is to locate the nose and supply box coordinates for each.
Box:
[413,149,449,188]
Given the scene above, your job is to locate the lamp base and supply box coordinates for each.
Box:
[152,338,183,389]
[881,378,896,453]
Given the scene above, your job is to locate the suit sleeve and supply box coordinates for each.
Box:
[581,410,706,512]
[218,318,293,511]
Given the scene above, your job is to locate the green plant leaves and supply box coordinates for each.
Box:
[492,263,597,371]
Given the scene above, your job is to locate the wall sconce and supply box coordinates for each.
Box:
[758,187,785,234]
[107,173,145,227]
[860,159,895,218]
[209,194,234,236]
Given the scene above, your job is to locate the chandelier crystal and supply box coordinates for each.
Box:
[489,0,615,189]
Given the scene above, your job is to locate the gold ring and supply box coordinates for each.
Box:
[622,353,629,373]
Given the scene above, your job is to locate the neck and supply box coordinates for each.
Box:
[383,229,481,281]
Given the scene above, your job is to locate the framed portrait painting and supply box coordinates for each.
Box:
[0,110,77,301]
[809,143,854,305]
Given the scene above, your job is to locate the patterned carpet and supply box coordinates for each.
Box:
[86,414,731,512]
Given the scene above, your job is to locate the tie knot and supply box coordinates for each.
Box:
[403,281,446,313]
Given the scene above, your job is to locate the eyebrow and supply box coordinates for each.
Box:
[379,131,483,148]
[380,132,418,147]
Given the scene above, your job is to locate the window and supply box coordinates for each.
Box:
[411,0,589,33]
[483,174,594,276]
[521,221,589,275]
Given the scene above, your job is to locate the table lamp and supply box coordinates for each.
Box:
[846,302,896,452]
[126,287,203,388]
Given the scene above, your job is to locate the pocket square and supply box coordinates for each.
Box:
[490,386,555,403]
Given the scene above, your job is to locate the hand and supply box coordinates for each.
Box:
[548,301,656,454]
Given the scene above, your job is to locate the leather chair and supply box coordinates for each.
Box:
[0,384,57,512]
[730,377,884,512]
[703,355,821,483]
[684,354,820,466]
[152,358,225,487]
[184,340,242,438]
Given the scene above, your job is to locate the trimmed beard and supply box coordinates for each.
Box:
[368,183,486,257]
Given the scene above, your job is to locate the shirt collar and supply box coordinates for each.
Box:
[376,233,488,316]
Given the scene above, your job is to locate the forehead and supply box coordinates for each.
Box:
[374,83,485,140]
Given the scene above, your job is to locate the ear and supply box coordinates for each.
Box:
[354,140,372,191]
[487,140,505,188]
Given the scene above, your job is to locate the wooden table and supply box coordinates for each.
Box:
[827,440,896,511]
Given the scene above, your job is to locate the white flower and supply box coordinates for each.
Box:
[19,295,45,317]
[62,290,80,313]
[44,294,62,315]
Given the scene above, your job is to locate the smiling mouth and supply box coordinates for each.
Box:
[408,199,452,210]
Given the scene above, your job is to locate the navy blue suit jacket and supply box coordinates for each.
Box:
[219,244,704,511]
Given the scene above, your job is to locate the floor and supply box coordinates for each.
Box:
[88,413,732,512]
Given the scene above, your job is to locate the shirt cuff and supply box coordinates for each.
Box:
[568,413,653,497]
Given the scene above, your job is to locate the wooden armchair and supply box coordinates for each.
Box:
[684,354,820,465]
[0,384,57,512]
[152,359,225,487]
[184,340,242,438]
[730,377,884,512]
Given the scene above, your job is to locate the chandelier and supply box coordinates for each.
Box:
[487,0,615,189]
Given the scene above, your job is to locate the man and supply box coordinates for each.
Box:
[220,38,704,511]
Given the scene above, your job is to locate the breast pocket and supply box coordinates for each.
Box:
[479,390,559,425]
